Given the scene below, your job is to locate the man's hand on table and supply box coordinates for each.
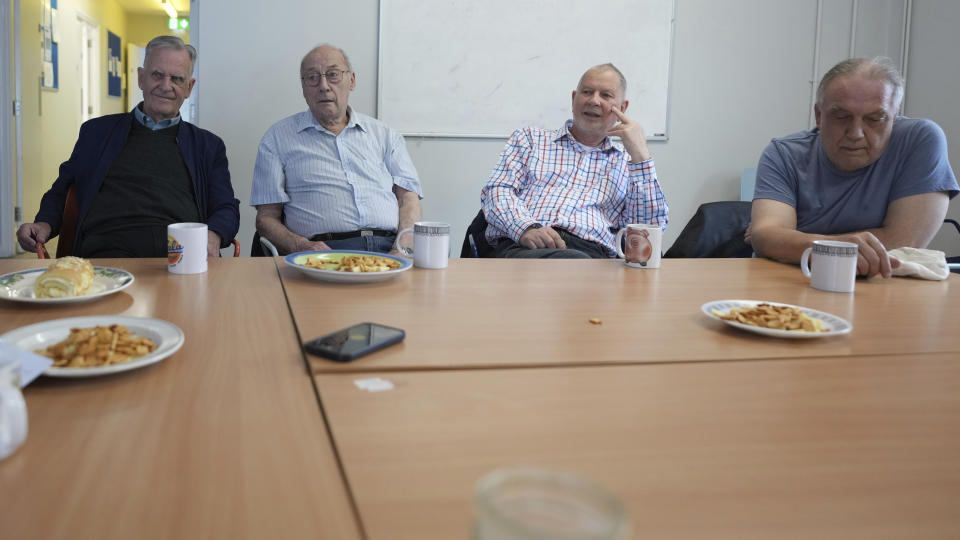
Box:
[519,225,566,249]
[834,231,901,278]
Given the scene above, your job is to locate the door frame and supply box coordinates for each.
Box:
[0,0,18,256]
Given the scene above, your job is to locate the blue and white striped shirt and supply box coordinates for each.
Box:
[481,121,668,255]
[250,108,422,236]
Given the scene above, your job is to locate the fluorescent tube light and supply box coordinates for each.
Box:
[162,0,177,19]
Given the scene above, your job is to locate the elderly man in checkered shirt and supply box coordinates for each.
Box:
[481,63,668,259]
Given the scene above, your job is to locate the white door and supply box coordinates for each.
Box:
[78,15,99,122]
[126,43,144,111]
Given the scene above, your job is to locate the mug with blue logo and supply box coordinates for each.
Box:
[167,223,208,274]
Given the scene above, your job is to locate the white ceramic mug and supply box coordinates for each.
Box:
[800,240,858,293]
[473,466,630,540]
[396,221,450,269]
[0,358,27,462]
[615,224,662,268]
[167,223,208,274]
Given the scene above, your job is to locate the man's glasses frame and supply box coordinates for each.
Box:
[301,70,350,87]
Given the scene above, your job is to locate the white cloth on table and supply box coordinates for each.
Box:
[888,247,949,280]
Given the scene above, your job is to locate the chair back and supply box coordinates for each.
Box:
[55,186,80,258]
[251,231,279,257]
[664,201,753,258]
[944,218,960,273]
[460,210,495,258]
[740,168,757,202]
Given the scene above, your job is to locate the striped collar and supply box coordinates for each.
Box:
[297,107,367,135]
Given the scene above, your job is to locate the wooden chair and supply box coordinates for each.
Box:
[37,186,240,258]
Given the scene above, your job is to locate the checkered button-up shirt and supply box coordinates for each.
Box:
[481,121,668,255]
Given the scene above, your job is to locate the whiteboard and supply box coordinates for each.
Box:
[378,0,675,139]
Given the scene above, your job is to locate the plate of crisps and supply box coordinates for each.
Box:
[701,299,852,338]
[284,250,412,283]
[0,316,185,377]
[0,265,134,304]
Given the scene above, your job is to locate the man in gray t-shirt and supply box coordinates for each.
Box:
[751,57,958,278]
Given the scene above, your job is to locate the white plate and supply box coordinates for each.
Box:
[0,316,185,377]
[701,299,852,339]
[0,266,134,304]
[284,250,412,283]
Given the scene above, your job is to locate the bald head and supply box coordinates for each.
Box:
[577,63,627,99]
[816,57,904,110]
[300,44,352,74]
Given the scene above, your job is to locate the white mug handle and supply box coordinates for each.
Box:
[800,247,813,279]
[614,228,627,258]
[396,227,414,256]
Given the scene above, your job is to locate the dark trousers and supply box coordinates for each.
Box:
[492,229,610,259]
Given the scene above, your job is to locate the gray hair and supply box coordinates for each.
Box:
[578,63,628,96]
[301,44,353,73]
[144,35,197,74]
[816,57,904,109]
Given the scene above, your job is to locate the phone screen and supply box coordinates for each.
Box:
[305,323,405,362]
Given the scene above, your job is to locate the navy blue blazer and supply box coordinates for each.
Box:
[34,109,240,248]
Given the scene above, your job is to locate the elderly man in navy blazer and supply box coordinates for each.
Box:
[17,35,239,258]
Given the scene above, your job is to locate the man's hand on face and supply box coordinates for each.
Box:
[607,106,651,163]
[519,225,567,250]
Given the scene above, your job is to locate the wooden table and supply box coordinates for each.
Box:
[278,258,960,372]
[315,353,960,540]
[0,258,361,540]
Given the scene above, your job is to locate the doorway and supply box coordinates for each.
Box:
[77,13,99,123]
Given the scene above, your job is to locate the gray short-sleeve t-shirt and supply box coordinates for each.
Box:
[754,116,958,234]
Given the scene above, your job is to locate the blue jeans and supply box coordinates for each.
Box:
[492,229,610,259]
[323,235,396,253]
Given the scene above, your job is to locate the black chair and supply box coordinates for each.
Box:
[460,210,496,258]
[664,201,753,258]
[945,218,960,273]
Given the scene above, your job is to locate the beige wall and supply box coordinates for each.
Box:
[127,13,182,47]
[18,0,174,253]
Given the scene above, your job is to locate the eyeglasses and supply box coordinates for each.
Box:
[301,70,350,86]
[149,70,190,88]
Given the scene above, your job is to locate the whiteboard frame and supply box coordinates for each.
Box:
[377,0,676,140]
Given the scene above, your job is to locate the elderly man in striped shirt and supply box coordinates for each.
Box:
[251,44,422,255]
[481,63,668,258]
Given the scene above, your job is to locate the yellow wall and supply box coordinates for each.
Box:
[18,0,176,253]
[127,13,182,48]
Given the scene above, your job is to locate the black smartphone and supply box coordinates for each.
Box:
[304,322,405,362]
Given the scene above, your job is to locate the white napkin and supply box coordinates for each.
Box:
[888,247,950,281]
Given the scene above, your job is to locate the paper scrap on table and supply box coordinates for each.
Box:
[353,377,395,392]
[0,342,53,388]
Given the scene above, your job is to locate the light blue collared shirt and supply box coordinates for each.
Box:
[134,102,182,130]
[249,107,423,236]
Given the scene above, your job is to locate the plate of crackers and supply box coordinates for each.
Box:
[701,300,852,338]
[0,316,185,377]
[284,250,412,283]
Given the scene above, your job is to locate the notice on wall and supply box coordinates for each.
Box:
[40,0,58,89]
[107,31,122,97]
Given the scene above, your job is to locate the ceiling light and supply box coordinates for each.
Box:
[162,0,177,19]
